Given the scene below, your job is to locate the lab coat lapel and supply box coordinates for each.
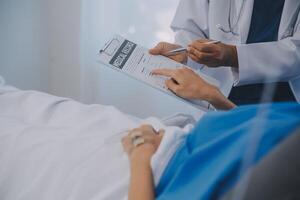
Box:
[237,0,254,43]
[278,0,300,38]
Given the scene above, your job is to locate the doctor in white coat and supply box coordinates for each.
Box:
[150,0,300,105]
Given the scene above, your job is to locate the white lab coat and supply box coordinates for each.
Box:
[171,0,300,102]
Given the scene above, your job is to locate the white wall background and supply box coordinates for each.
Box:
[0,0,202,118]
[0,0,50,92]
[0,0,82,99]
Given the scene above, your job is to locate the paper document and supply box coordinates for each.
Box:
[98,35,220,111]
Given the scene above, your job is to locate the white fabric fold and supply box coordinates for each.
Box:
[151,124,193,186]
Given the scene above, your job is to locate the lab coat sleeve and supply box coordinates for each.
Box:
[236,33,300,85]
[171,0,209,47]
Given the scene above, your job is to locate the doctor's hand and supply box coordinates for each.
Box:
[187,40,239,68]
[152,67,236,110]
[152,67,217,101]
[149,42,188,64]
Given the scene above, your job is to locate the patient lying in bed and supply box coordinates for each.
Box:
[0,79,299,200]
[0,83,195,200]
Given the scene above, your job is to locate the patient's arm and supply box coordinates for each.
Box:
[122,125,164,200]
[128,150,155,200]
[152,67,236,110]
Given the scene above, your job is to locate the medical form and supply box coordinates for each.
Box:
[98,35,220,111]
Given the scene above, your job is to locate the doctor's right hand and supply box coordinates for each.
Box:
[187,40,239,68]
[149,42,188,64]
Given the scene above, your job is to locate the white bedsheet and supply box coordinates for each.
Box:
[0,85,195,200]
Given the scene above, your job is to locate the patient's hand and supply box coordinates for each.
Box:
[122,125,164,164]
[149,42,187,64]
[122,125,164,200]
[152,67,236,110]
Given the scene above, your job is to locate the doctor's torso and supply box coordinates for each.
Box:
[208,0,289,44]
[173,0,300,103]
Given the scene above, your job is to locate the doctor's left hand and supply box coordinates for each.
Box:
[152,67,236,110]
[149,42,188,64]
[152,67,218,101]
[187,40,239,68]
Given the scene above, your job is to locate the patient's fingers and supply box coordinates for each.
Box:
[158,129,165,134]
[129,125,157,139]
[158,129,165,138]
[121,135,133,154]
[140,124,156,132]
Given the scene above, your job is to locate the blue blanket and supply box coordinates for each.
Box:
[156,103,300,200]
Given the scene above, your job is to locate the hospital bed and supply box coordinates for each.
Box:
[1,76,299,200]
[0,77,195,200]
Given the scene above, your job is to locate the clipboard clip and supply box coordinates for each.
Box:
[99,38,121,56]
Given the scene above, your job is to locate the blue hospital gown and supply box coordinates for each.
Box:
[156,103,300,200]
